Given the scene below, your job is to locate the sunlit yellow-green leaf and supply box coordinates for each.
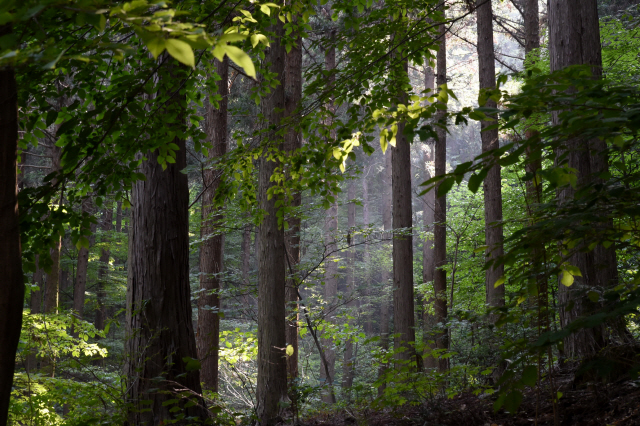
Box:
[222,44,255,78]
[165,38,195,68]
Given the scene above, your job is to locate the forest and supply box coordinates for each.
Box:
[1,0,640,425]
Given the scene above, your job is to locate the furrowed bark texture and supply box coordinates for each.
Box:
[125,57,206,425]
[433,15,449,373]
[391,57,417,368]
[548,0,624,358]
[476,0,505,311]
[0,34,24,425]
[256,20,288,425]
[197,57,228,392]
[284,28,302,386]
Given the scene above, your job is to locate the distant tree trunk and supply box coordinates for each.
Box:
[524,0,548,339]
[433,13,450,373]
[284,24,302,387]
[125,56,206,425]
[73,200,94,323]
[422,144,438,369]
[95,206,113,332]
[0,37,25,425]
[115,200,123,233]
[44,144,63,315]
[196,57,228,393]
[256,20,288,425]
[241,224,252,311]
[319,23,338,405]
[548,0,625,359]
[321,196,338,404]
[362,163,373,335]
[476,0,505,312]
[342,180,356,390]
[31,257,44,315]
[378,150,392,394]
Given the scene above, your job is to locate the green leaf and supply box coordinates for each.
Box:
[437,177,455,198]
[494,276,506,288]
[504,390,523,413]
[521,365,537,387]
[146,37,166,59]
[222,45,255,78]
[561,270,575,287]
[286,345,294,356]
[165,39,195,68]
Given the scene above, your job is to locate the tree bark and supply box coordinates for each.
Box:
[476,0,506,312]
[0,31,25,424]
[125,56,206,425]
[196,57,228,393]
[391,56,417,368]
[256,20,288,425]
[284,24,302,387]
[548,0,623,359]
[433,14,450,373]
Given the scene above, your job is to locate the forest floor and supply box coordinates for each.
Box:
[298,367,640,426]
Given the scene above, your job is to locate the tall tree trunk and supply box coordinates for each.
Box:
[476,0,505,312]
[433,14,449,373]
[548,0,623,358]
[284,23,302,387]
[196,57,228,392]
[378,150,392,394]
[125,56,206,425]
[391,55,418,369]
[95,206,113,331]
[0,34,24,424]
[342,180,356,391]
[256,20,288,425]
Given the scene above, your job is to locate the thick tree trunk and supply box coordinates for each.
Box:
[284,26,302,387]
[476,0,505,312]
[391,57,417,369]
[196,57,228,393]
[342,180,357,390]
[0,37,25,425]
[115,200,123,233]
[241,224,252,312]
[548,0,624,359]
[95,206,112,331]
[378,150,393,394]
[256,20,288,425]
[125,57,206,425]
[433,15,449,373]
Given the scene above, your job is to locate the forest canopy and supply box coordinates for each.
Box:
[1,0,640,425]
